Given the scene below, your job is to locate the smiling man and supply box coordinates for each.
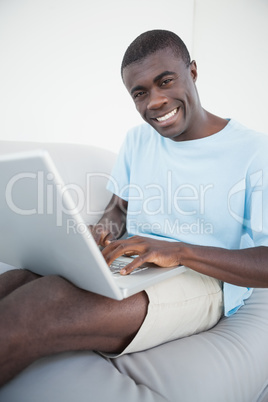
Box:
[122,39,227,142]
[1,29,268,386]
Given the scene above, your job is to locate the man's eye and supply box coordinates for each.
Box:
[134,91,146,99]
[161,79,172,86]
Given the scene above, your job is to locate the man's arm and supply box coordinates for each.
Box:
[102,236,268,288]
[89,194,128,246]
[179,243,268,287]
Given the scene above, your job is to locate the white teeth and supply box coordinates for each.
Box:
[156,108,177,122]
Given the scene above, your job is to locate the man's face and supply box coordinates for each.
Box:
[122,48,199,142]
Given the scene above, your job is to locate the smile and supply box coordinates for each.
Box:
[156,108,177,122]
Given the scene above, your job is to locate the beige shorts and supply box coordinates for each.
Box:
[110,268,223,357]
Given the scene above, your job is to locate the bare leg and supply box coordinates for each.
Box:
[0,269,40,299]
[0,275,148,386]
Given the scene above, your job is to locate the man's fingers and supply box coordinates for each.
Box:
[102,232,115,247]
[88,224,115,247]
[102,238,151,274]
[120,254,150,275]
[102,239,124,258]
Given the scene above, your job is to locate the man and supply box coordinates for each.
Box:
[1,29,268,386]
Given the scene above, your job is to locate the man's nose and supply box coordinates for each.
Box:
[147,90,168,110]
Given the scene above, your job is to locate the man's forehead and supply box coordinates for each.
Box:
[123,49,183,85]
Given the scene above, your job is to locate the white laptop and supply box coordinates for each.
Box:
[0,149,186,300]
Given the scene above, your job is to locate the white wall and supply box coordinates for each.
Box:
[0,0,194,152]
[1,0,267,153]
[193,0,268,134]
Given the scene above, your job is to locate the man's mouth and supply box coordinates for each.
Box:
[155,108,177,122]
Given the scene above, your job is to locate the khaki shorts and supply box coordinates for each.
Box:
[109,268,223,357]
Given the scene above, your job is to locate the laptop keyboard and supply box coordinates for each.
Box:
[109,259,148,275]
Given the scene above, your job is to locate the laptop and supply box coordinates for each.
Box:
[0,149,186,300]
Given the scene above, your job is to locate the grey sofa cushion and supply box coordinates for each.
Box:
[113,288,268,402]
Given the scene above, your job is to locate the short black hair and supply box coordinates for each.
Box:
[121,29,191,77]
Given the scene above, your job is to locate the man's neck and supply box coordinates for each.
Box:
[179,109,228,142]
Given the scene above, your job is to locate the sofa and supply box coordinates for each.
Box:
[0,140,267,402]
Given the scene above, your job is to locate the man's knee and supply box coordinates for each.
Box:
[0,275,76,347]
[1,275,70,325]
[0,268,38,282]
[0,268,41,300]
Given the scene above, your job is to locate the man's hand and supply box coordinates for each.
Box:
[94,230,268,287]
[88,223,116,247]
[102,235,182,275]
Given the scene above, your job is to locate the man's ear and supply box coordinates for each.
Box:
[190,60,198,82]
